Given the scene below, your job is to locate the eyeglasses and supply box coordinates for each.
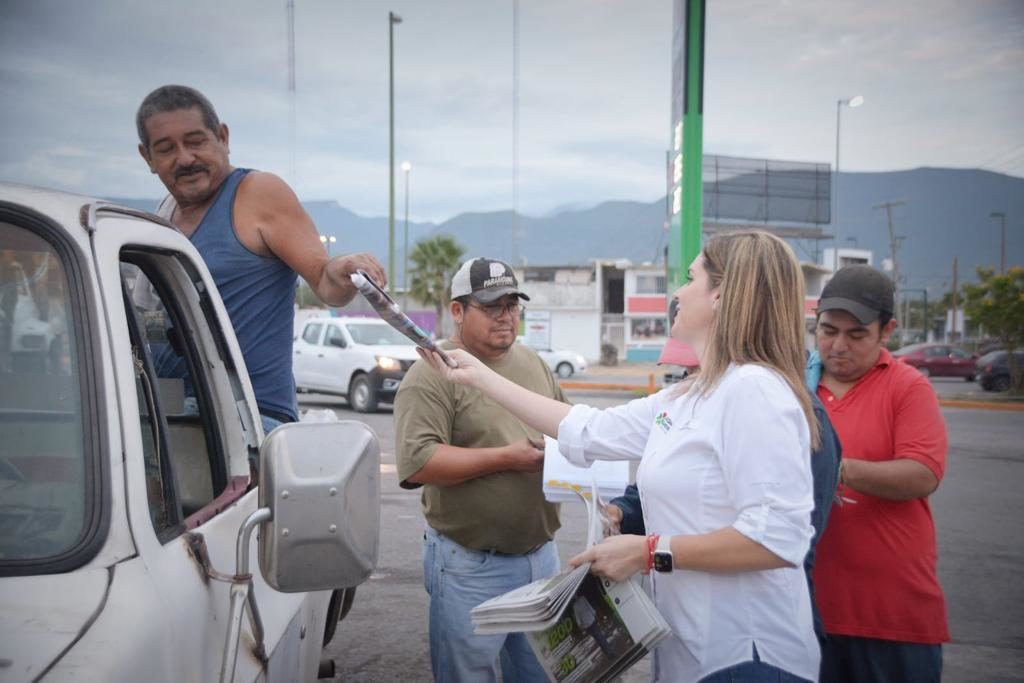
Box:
[465,300,524,319]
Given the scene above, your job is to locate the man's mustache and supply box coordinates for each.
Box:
[174,164,208,179]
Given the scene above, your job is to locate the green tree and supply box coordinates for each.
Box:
[962,266,1024,393]
[408,234,465,337]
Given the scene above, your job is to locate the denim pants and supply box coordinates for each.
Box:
[699,644,813,683]
[260,413,283,435]
[422,526,559,683]
[820,634,942,683]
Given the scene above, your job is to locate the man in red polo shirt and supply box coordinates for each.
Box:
[811,265,948,682]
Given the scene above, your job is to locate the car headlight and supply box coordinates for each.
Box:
[376,356,401,371]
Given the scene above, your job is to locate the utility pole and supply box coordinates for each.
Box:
[286,0,296,189]
[990,211,1007,273]
[874,199,907,340]
[388,11,403,292]
[951,257,959,343]
[511,0,521,265]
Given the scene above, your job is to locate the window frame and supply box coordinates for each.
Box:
[122,281,185,542]
[120,249,232,542]
[0,202,109,577]
[323,323,346,348]
[302,322,324,345]
[634,274,667,295]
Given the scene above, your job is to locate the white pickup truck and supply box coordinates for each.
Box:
[0,184,381,682]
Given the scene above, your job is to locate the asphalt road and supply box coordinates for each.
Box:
[307,389,1024,683]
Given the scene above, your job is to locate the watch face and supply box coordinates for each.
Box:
[653,551,673,573]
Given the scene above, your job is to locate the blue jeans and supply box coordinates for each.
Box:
[260,413,283,435]
[700,644,813,682]
[422,526,559,683]
[820,634,942,683]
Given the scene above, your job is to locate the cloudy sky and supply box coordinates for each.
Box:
[1,0,1021,222]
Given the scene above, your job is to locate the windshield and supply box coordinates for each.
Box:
[346,323,416,347]
[0,221,86,563]
[978,351,1005,365]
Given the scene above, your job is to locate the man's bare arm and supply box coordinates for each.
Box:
[842,457,939,501]
[237,172,386,306]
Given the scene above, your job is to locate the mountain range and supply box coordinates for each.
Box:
[111,167,1022,294]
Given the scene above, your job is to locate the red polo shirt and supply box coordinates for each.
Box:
[813,348,949,644]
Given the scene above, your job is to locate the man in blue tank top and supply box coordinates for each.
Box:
[135,85,386,434]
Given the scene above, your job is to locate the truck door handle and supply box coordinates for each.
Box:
[318,353,325,358]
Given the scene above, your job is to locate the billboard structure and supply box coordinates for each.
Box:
[702,154,832,237]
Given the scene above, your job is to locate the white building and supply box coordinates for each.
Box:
[515,261,670,363]
[518,245,881,363]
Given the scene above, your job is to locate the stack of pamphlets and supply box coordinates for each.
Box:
[541,436,630,504]
[349,270,457,367]
[471,480,670,683]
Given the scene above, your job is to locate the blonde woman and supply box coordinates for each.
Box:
[418,231,821,681]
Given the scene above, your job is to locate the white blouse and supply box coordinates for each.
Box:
[558,363,819,681]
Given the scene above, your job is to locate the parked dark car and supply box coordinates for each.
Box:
[892,343,978,380]
[976,349,1024,392]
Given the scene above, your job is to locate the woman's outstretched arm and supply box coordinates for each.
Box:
[418,347,571,437]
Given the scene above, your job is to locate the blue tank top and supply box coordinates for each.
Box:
[190,168,298,421]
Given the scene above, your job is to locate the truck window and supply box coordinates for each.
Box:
[0,221,90,565]
[121,256,228,539]
[302,322,324,344]
[323,324,346,348]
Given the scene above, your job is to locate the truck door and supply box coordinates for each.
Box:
[319,322,355,395]
[90,214,329,682]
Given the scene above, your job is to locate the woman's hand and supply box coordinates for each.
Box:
[600,502,623,536]
[416,347,490,388]
[416,345,572,438]
[569,534,648,583]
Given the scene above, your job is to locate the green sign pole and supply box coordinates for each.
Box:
[669,0,705,289]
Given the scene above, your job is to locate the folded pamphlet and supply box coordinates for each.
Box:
[470,477,670,683]
[349,270,457,367]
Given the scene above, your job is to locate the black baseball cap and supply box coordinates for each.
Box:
[817,265,894,324]
[450,257,530,304]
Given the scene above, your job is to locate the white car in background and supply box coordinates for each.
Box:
[518,337,587,378]
[294,317,420,412]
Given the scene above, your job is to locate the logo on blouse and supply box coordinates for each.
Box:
[654,411,673,433]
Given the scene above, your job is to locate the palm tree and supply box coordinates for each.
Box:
[408,235,464,338]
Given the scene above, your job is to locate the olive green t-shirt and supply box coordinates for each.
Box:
[394,342,568,554]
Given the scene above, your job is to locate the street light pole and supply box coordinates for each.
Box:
[401,161,411,308]
[833,95,864,274]
[319,234,336,257]
[990,211,1007,273]
[388,11,403,293]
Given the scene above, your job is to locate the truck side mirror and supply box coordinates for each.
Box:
[257,421,380,592]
